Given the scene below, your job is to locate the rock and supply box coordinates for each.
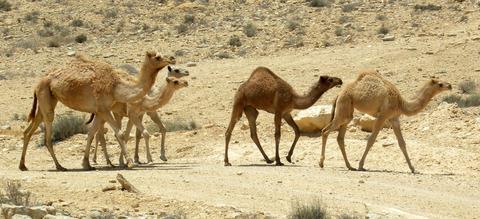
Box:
[382,35,395,41]
[293,105,333,134]
[236,172,243,176]
[353,114,391,132]
[109,180,117,183]
[12,215,32,219]
[102,185,117,192]
[358,180,365,183]
[66,50,76,57]
[1,204,55,219]
[186,62,197,67]
[0,125,11,130]
[382,141,394,147]
[131,203,139,208]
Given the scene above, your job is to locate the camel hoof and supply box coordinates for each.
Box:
[265,159,274,164]
[159,156,168,162]
[319,162,324,168]
[224,162,232,166]
[19,164,28,171]
[358,167,367,172]
[275,161,284,166]
[286,155,292,163]
[348,167,357,171]
[126,160,135,169]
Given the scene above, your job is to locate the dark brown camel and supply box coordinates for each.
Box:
[224,67,343,166]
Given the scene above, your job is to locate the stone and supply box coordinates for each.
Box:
[0,125,11,130]
[293,105,333,134]
[186,62,197,67]
[0,204,54,219]
[66,50,76,57]
[353,114,391,132]
[382,35,395,41]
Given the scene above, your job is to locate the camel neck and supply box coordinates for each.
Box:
[400,85,435,116]
[138,62,158,92]
[293,86,329,109]
[142,84,176,111]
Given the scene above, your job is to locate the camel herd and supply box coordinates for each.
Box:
[19,51,452,173]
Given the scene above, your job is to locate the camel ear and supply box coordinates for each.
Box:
[168,66,172,72]
[320,76,328,82]
[166,77,172,83]
[146,51,156,58]
[430,79,438,84]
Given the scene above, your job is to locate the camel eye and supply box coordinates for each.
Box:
[439,84,443,87]
[174,81,179,84]
[155,56,161,60]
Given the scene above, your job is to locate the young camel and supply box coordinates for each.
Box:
[20,51,175,171]
[320,69,452,173]
[224,67,343,166]
[90,67,189,165]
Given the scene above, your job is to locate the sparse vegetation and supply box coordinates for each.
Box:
[308,0,331,7]
[289,201,327,219]
[443,94,480,108]
[184,13,195,24]
[229,35,242,47]
[70,19,84,27]
[175,49,186,57]
[285,36,304,48]
[25,11,40,23]
[12,113,27,121]
[377,24,389,35]
[414,4,441,11]
[341,3,359,12]
[176,24,189,34]
[243,23,257,37]
[376,14,387,21]
[147,118,199,133]
[47,37,61,47]
[459,80,477,94]
[38,113,88,146]
[286,19,301,31]
[338,15,351,24]
[75,34,87,43]
[104,8,118,18]
[0,180,34,206]
[335,26,345,36]
[216,51,232,59]
[0,0,12,12]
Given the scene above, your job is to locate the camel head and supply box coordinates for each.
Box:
[145,51,176,71]
[427,79,452,95]
[165,77,188,90]
[317,75,343,90]
[167,66,190,78]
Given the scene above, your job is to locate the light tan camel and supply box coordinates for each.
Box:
[320,69,452,173]
[224,67,343,166]
[90,66,189,165]
[20,51,175,171]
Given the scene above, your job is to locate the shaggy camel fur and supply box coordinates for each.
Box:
[224,67,343,166]
[20,51,175,171]
[320,69,452,173]
[91,66,189,165]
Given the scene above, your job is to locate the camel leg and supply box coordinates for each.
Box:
[131,114,152,164]
[92,134,99,165]
[391,117,415,173]
[358,118,386,171]
[97,111,134,169]
[148,112,168,161]
[244,106,273,164]
[336,124,355,170]
[82,117,103,170]
[19,113,43,171]
[134,128,142,164]
[96,127,114,167]
[274,112,283,166]
[224,102,243,166]
[284,113,300,163]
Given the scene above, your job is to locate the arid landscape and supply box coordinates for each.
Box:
[1,0,480,218]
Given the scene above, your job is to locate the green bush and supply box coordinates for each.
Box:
[75,34,87,43]
[459,80,476,94]
[243,23,257,37]
[229,35,242,47]
[0,0,12,12]
[289,201,327,219]
[38,113,88,146]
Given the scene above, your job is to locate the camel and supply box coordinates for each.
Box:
[20,51,175,171]
[224,67,343,166]
[90,66,189,165]
[320,69,452,173]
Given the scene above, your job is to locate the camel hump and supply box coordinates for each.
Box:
[356,68,380,81]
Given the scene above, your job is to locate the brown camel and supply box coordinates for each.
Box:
[91,66,189,165]
[320,69,452,173]
[20,51,175,171]
[90,67,189,165]
[224,67,343,166]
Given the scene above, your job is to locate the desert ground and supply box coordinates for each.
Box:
[1,0,480,218]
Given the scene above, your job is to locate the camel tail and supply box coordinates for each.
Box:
[28,93,37,122]
[85,113,95,125]
[330,96,338,122]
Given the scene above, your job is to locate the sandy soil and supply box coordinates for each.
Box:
[1,1,480,218]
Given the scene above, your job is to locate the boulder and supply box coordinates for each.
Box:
[1,204,55,219]
[293,105,333,134]
[353,114,391,132]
